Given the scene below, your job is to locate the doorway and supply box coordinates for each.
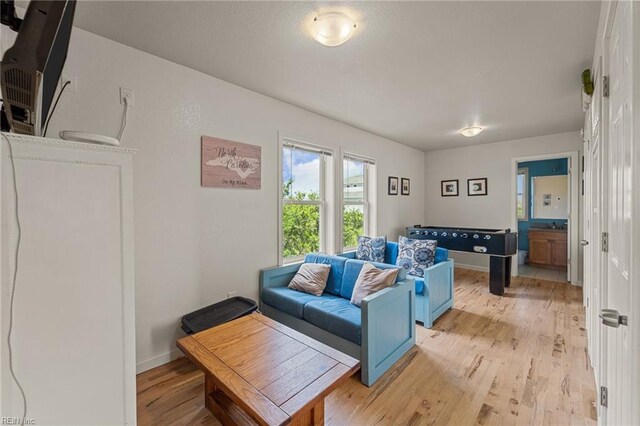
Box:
[515,158,569,282]
[510,151,579,285]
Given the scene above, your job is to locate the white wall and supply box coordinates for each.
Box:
[423,131,583,275]
[3,27,425,372]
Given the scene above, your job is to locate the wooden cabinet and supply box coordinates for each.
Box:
[528,229,568,268]
[530,238,552,264]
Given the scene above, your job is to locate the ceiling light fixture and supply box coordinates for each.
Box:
[459,126,483,137]
[311,12,356,47]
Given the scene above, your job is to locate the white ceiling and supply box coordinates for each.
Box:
[71,1,600,151]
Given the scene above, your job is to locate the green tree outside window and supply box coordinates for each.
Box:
[282,180,364,258]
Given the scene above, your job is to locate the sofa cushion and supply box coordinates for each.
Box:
[356,235,386,263]
[288,263,331,296]
[303,298,362,345]
[396,236,438,278]
[384,241,399,265]
[412,275,425,295]
[304,254,347,296]
[261,287,340,319]
[435,247,449,264]
[339,259,405,300]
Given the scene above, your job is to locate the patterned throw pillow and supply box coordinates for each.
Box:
[396,236,437,277]
[356,236,386,263]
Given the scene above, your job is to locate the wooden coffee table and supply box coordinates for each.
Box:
[177,312,360,425]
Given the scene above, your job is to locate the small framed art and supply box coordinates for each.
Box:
[401,178,410,196]
[441,179,459,197]
[467,177,488,196]
[388,176,399,195]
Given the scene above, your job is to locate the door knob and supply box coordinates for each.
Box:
[600,309,628,328]
[580,240,589,246]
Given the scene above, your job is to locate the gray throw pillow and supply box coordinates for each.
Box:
[288,263,331,296]
[350,262,399,307]
[396,235,437,277]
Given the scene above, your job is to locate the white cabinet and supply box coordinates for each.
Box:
[0,134,136,424]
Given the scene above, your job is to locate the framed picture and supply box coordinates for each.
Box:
[401,178,410,196]
[388,176,399,195]
[441,179,459,197]
[201,136,261,189]
[467,178,488,196]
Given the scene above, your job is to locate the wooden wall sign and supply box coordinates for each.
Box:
[201,136,261,189]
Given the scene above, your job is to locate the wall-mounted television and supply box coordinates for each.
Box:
[1,0,76,136]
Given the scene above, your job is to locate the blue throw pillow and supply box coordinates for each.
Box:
[396,236,437,277]
[356,236,386,263]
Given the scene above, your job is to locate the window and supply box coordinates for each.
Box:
[517,168,528,220]
[280,141,331,263]
[342,154,375,251]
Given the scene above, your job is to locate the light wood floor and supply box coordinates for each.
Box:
[518,264,568,283]
[136,268,597,425]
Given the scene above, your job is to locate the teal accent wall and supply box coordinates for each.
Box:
[517,158,569,252]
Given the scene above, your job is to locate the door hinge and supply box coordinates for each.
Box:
[603,76,609,98]
[600,386,608,407]
[602,232,609,252]
[586,296,590,308]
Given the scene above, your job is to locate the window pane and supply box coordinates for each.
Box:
[282,204,320,258]
[517,194,525,218]
[343,159,365,202]
[283,147,321,201]
[343,205,364,248]
[517,173,525,195]
[282,147,292,198]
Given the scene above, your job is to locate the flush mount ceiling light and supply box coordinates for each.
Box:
[311,12,356,47]
[459,126,483,137]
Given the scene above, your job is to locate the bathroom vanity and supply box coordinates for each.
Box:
[528,228,568,268]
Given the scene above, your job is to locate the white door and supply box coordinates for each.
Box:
[566,157,572,282]
[602,1,636,423]
[589,99,604,394]
[583,112,592,358]
[588,55,611,422]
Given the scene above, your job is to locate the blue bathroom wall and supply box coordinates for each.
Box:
[517,158,569,252]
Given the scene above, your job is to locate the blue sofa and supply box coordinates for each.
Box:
[341,241,454,328]
[259,253,416,386]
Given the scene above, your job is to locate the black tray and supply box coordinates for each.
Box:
[181,296,257,334]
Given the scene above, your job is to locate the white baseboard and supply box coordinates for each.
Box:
[455,263,489,273]
[136,349,181,374]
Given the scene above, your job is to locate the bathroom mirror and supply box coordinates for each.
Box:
[532,175,568,219]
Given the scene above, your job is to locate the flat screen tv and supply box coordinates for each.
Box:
[1,0,76,136]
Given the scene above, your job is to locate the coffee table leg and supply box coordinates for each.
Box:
[310,399,324,425]
[205,373,216,410]
[291,399,325,426]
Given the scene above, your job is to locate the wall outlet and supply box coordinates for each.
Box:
[119,87,135,107]
[227,291,237,299]
[61,74,77,93]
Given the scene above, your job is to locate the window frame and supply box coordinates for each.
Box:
[278,134,333,265]
[339,151,376,252]
[516,167,529,221]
